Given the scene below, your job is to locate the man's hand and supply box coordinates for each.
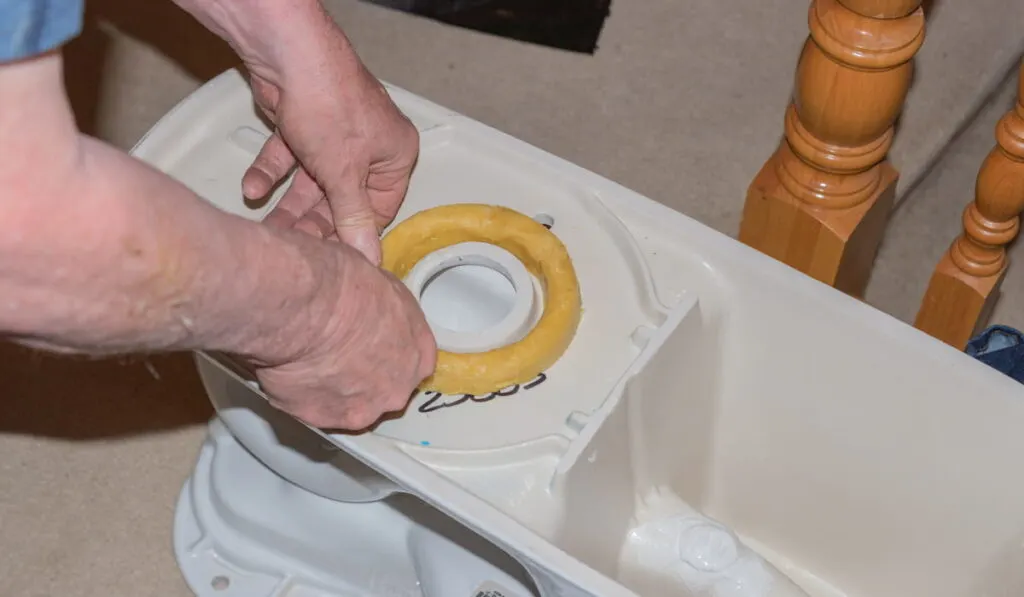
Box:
[174,0,418,265]
[0,34,436,431]
[244,65,418,267]
[254,241,437,430]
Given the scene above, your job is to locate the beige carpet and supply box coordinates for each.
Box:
[3,1,1023,595]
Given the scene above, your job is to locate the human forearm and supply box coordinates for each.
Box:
[7,141,349,363]
[0,3,433,429]
[170,0,361,81]
[0,53,349,364]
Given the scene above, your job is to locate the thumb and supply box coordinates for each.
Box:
[328,178,382,266]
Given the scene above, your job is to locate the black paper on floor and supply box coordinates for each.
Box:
[360,0,612,54]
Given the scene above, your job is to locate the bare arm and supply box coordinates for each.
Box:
[0,51,347,365]
[169,0,355,81]
[0,1,434,429]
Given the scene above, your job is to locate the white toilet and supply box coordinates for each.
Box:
[134,68,1024,597]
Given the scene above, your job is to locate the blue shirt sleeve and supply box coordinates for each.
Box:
[0,0,85,62]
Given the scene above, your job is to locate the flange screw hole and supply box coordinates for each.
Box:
[534,214,554,229]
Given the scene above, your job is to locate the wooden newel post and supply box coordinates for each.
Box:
[915,61,1024,349]
[739,0,926,297]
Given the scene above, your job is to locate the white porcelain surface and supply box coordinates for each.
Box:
[133,69,1024,597]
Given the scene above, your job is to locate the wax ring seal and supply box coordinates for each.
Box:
[381,203,582,395]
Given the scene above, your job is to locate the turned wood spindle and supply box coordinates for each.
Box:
[915,61,1024,349]
[739,0,926,297]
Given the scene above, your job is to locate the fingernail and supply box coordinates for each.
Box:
[242,168,272,199]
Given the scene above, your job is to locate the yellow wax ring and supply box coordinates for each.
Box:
[381,203,582,395]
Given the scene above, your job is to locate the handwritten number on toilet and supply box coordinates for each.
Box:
[522,372,547,389]
[417,372,548,414]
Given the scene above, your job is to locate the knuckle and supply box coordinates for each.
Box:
[404,121,420,145]
[256,147,291,174]
[387,389,413,410]
[421,354,437,377]
[343,409,379,431]
[287,405,327,428]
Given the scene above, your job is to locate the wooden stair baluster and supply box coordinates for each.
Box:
[915,61,1024,349]
[739,0,926,297]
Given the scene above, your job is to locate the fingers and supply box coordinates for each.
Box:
[365,116,419,230]
[286,398,378,431]
[366,173,412,231]
[293,199,335,239]
[264,167,324,229]
[242,130,296,201]
[328,174,383,265]
[417,329,438,380]
[284,389,406,431]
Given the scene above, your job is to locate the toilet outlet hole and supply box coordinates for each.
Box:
[534,213,554,229]
[420,264,517,334]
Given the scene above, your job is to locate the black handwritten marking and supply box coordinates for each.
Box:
[418,391,471,413]
[523,372,547,390]
[417,391,442,413]
[495,384,520,397]
[415,373,547,414]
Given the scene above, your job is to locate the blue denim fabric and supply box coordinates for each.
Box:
[966,325,1024,384]
[0,0,85,62]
